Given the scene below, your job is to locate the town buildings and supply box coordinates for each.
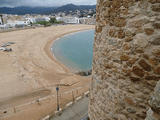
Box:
[0,12,96,30]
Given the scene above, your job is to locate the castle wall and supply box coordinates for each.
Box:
[89,0,160,119]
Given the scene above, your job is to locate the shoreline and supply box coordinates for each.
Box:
[44,28,94,74]
[0,25,94,120]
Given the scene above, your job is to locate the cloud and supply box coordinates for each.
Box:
[0,0,96,7]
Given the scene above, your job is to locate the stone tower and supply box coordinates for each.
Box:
[89,0,160,120]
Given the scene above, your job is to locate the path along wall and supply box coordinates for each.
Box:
[89,0,160,119]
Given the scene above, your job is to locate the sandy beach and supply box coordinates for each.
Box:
[0,24,94,120]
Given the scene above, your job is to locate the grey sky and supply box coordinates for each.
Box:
[0,0,96,7]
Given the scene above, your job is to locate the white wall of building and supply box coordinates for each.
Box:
[6,20,29,28]
[26,18,36,24]
[56,17,79,24]
[0,17,2,25]
[35,17,50,22]
[0,24,8,29]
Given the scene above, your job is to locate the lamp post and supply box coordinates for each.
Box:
[56,86,60,111]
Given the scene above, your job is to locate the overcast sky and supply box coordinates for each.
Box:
[0,0,96,7]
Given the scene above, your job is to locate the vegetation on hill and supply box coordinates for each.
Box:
[0,4,96,15]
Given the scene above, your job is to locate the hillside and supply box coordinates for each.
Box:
[54,4,96,12]
[0,4,96,15]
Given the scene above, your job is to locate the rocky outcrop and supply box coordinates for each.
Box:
[89,0,160,120]
[76,69,92,76]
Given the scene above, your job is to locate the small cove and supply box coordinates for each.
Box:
[51,30,95,72]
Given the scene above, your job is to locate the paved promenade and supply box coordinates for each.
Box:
[51,96,89,120]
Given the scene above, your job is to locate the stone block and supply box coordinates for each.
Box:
[132,66,145,77]
[144,28,154,35]
[138,59,152,72]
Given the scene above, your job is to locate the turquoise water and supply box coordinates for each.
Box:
[51,30,95,72]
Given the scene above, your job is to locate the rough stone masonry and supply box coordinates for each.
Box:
[89,0,160,120]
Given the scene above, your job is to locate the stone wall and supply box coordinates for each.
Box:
[89,0,160,120]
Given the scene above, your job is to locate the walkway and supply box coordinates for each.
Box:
[50,96,89,120]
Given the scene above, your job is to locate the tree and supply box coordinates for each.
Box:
[49,17,57,24]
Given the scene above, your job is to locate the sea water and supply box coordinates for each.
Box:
[52,30,94,72]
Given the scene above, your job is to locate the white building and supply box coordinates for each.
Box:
[26,18,36,24]
[7,20,29,28]
[35,17,50,22]
[0,15,3,25]
[56,17,79,24]
[0,18,2,25]
[0,24,8,29]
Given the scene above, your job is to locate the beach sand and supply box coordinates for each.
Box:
[0,25,94,120]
